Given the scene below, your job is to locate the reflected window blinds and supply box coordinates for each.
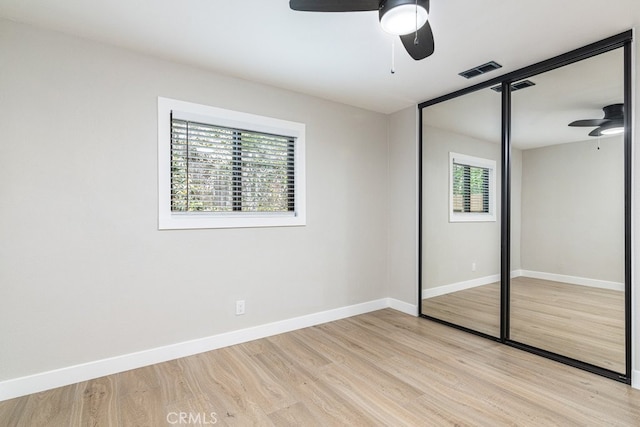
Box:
[452,162,490,213]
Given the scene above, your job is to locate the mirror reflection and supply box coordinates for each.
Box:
[421,87,501,337]
[509,48,625,373]
[421,46,626,374]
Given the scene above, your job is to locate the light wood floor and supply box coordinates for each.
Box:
[1,309,639,426]
[423,277,626,373]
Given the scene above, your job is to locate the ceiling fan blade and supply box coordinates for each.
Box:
[289,0,380,12]
[400,20,434,60]
[588,127,603,137]
[568,119,608,127]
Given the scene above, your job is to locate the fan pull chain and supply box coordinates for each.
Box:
[414,0,419,45]
[391,40,396,74]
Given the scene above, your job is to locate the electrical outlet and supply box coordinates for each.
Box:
[235,300,245,315]
[471,262,477,272]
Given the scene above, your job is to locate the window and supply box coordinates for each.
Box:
[449,152,496,222]
[158,97,306,229]
[170,119,295,213]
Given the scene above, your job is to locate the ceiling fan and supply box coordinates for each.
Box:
[289,0,435,60]
[568,104,625,137]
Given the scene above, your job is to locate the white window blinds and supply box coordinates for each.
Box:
[171,117,295,213]
[452,162,490,214]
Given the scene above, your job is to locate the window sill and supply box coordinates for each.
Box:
[449,213,497,223]
[159,212,306,230]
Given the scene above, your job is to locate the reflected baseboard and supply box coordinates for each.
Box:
[422,274,500,298]
[423,270,623,298]
[516,270,624,292]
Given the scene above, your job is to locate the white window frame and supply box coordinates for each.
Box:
[158,97,306,230]
[449,152,496,223]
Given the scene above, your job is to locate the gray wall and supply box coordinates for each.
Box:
[520,138,624,282]
[387,107,418,305]
[421,125,502,288]
[511,147,523,272]
[0,20,389,381]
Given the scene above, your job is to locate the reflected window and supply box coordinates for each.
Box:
[449,152,496,222]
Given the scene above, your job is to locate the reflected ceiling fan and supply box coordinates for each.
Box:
[568,104,624,137]
[289,0,435,60]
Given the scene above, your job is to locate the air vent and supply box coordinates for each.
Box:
[491,80,536,93]
[459,61,502,79]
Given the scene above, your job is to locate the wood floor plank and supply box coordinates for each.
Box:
[2,309,639,426]
[8,383,81,427]
[280,375,381,426]
[267,401,319,427]
[0,396,28,427]
[152,359,198,404]
[344,311,491,364]
[265,332,332,376]
[179,351,277,426]
[77,376,119,426]
[243,337,380,425]
[223,345,298,413]
[117,365,160,397]
[251,344,318,389]
[317,361,427,425]
[118,383,165,427]
[377,352,539,426]
[461,345,639,427]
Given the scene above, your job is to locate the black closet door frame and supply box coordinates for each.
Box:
[418,30,633,384]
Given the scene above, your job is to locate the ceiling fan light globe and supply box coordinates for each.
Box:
[601,126,624,136]
[380,4,428,35]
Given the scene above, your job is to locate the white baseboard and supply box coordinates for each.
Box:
[422,274,500,298]
[518,270,624,292]
[0,298,419,402]
[387,297,418,316]
[633,370,639,390]
[422,270,624,299]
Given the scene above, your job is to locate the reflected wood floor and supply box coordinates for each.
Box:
[422,282,502,337]
[2,309,639,426]
[422,277,626,373]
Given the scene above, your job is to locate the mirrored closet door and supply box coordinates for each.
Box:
[421,87,502,338]
[419,31,631,382]
[508,48,626,374]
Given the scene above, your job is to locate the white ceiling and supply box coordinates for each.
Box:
[0,0,638,114]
